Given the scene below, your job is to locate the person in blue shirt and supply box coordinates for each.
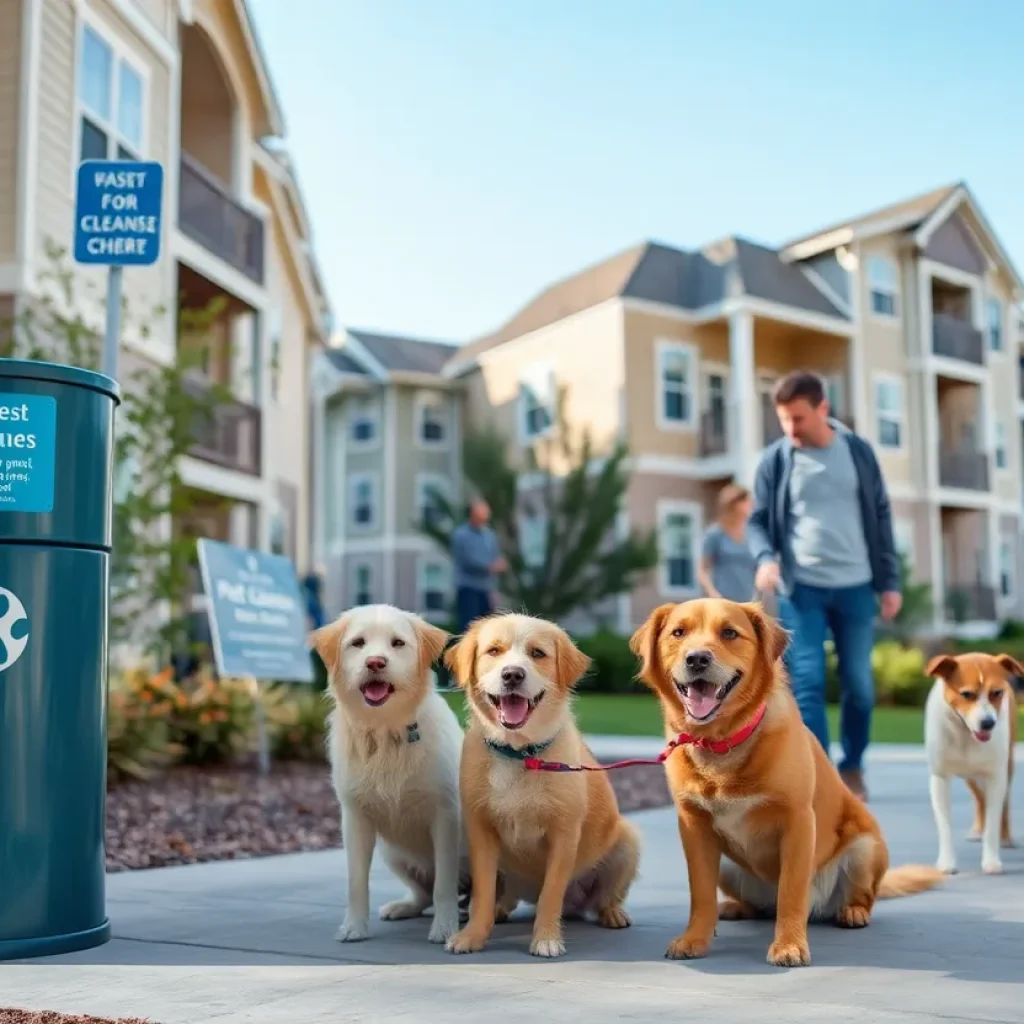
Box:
[698,483,757,603]
[450,499,506,632]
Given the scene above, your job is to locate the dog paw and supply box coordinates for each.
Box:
[767,939,811,968]
[718,899,757,921]
[379,899,426,921]
[335,917,370,942]
[428,910,460,944]
[665,933,711,960]
[530,936,566,958]
[966,829,982,843]
[836,905,871,929]
[596,905,632,929]
[982,858,1003,875]
[1001,836,1017,849]
[936,857,958,875]
[445,928,487,954]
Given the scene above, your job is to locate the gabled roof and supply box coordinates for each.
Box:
[346,329,460,375]
[323,349,369,376]
[449,236,848,368]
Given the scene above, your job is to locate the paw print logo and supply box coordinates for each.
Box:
[0,587,30,673]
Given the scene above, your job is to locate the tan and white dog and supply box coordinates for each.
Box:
[443,613,641,959]
[310,604,466,944]
[924,651,1020,876]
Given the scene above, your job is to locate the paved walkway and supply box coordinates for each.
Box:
[4,760,1024,1023]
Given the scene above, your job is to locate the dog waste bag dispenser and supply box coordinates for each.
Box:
[0,358,120,960]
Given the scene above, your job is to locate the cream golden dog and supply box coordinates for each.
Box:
[310,603,466,945]
[631,597,943,968]
[443,613,641,958]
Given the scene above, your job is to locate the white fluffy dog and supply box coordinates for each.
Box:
[310,603,466,944]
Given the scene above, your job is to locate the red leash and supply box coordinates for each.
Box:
[523,703,767,773]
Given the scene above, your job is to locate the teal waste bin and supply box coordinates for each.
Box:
[0,358,120,960]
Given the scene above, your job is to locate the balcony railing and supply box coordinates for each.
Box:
[932,313,984,365]
[700,409,728,456]
[939,450,989,491]
[178,152,265,284]
[945,584,997,623]
[183,375,262,476]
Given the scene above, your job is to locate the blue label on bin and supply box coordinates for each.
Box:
[0,394,56,513]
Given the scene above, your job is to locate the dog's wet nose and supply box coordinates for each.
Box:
[684,649,713,673]
[365,656,388,673]
[979,715,997,732]
[501,665,526,687]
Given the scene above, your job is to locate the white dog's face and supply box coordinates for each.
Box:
[310,604,448,722]
[446,614,591,742]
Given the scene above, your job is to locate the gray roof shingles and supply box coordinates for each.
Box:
[345,330,460,374]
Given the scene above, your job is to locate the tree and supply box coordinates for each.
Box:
[0,241,233,660]
[421,387,658,624]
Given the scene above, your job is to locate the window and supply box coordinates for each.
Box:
[893,519,914,568]
[418,560,451,615]
[518,512,548,570]
[519,363,554,441]
[416,392,450,447]
[874,375,904,450]
[704,371,727,436]
[987,297,1003,352]
[351,562,373,606]
[825,374,845,418]
[416,473,451,530]
[77,24,145,162]
[348,473,378,529]
[867,257,899,318]
[349,397,379,447]
[999,540,1014,601]
[657,341,696,428]
[995,420,1008,471]
[658,501,701,597]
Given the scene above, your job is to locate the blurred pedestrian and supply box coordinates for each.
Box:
[450,498,506,632]
[697,483,757,602]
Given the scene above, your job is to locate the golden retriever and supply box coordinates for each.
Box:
[442,613,641,958]
[310,603,465,944]
[631,597,943,968]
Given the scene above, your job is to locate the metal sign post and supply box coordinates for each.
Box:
[73,159,164,380]
[197,540,315,775]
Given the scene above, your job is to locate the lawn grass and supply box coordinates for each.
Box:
[439,690,1024,743]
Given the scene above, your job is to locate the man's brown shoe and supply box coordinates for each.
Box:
[840,768,868,801]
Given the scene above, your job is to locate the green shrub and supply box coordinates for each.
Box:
[169,669,259,765]
[576,628,644,693]
[107,667,183,783]
[270,685,331,761]
[871,640,929,706]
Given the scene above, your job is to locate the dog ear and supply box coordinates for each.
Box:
[443,621,482,688]
[629,603,675,689]
[308,614,349,676]
[995,653,1024,679]
[553,629,591,690]
[925,654,958,680]
[410,615,450,678]
[741,602,789,665]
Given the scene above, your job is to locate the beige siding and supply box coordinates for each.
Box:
[986,272,1019,504]
[0,0,22,262]
[35,0,171,338]
[464,300,624,473]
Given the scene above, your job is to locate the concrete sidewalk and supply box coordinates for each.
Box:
[3,760,1024,1023]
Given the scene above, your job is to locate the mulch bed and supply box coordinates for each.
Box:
[106,759,672,873]
[0,1013,153,1024]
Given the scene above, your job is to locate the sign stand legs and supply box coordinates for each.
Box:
[250,677,270,776]
[103,265,123,381]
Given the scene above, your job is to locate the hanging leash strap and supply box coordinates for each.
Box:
[521,703,768,773]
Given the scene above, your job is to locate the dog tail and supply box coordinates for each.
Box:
[877,864,946,900]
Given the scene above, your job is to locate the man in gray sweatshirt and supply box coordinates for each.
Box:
[450,499,506,631]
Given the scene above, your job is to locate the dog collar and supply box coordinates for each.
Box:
[673,702,767,755]
[485,735,556,761]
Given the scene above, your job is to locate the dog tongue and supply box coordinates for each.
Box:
[363,680,390,702]
[685,689,719,720]
[499,693,530,726]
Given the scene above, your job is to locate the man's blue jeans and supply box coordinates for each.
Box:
[777,582,877,772]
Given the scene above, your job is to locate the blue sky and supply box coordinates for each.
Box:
[249,0,1024,342]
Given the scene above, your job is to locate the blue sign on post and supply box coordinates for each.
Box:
[197,539,314,684]
[0,394,56,513]
[73,160,163,266]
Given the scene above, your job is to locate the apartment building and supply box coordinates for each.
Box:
[311,328,462,618]
[0,0,331,577]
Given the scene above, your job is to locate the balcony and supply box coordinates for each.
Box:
[178,153,265,285]
[939,450,989,491]
[183,375,262,476]
[932,314,983,365]
[700,409,728,456]
[945,584,997,623]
